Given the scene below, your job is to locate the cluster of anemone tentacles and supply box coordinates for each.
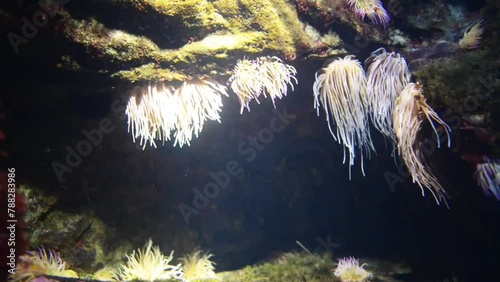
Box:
[313,49,451,205]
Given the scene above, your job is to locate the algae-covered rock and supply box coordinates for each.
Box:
[18,184,58,224]
[112,63,189,82]
[218,252,335,282]
[65,18,161,63]
[217,252,412,282]
[412,50,499,125]
[412,48,500,160]
[49,0,345,82]
[17,184,130,274]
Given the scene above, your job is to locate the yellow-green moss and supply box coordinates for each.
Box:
[66,18,160,62]
[151,32,266,63]
[218,252,335,282]
[236,0,305,55]
[61,0,344,81]
[413,50,500,111]
[130,0,230,29]
[57,55,82,70]
[322,32,342,47]
[212,0,242,18]
[112,63,188,82]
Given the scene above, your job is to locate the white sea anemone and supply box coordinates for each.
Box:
[181,250,219,281]
[334,257,372,282]
[118,239,184,281]
[313,55,375,178]
[365,48,411,143]
[393,82,451,205]
[125,79,228,148]
[346,0,390,26]
[10,248,78,281]
[229,56,297,113]
[474,156,500,200]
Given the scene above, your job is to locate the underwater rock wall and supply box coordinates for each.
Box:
[3,0,348,82]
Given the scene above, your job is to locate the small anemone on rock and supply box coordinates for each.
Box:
[334,257,372,282]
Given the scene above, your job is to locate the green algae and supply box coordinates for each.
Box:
[112,63,188,82]
[218,252,335,282]
[59,0,343,82]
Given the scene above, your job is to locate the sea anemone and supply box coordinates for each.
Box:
[9,248,78,281]
[458,20,484,49]
[474,156,500,200]
[125,79,228,148]
[334,257,372,282]
[313,55,375,178]
[229,56,297,113]
[118,239,184,281]
[180,250,219,281]
[91,266,120,281]
[393,82,451,205]
[365,48,411,143]
[173,79,229,147]
[126,84,176,149]
[345,0,390,26]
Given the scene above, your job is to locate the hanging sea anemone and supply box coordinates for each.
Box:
[365,48,411,143]
[393,82,451,205]
[474,156,500,200]
[229,56,297,113]
[125,79,228,148]
[313,55,375,178]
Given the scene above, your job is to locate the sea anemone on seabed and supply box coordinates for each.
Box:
[181,250,219,281]
[334,257,372,282]
[458,20,484,49]
[9,248,78,281]
[118,239,184,281]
